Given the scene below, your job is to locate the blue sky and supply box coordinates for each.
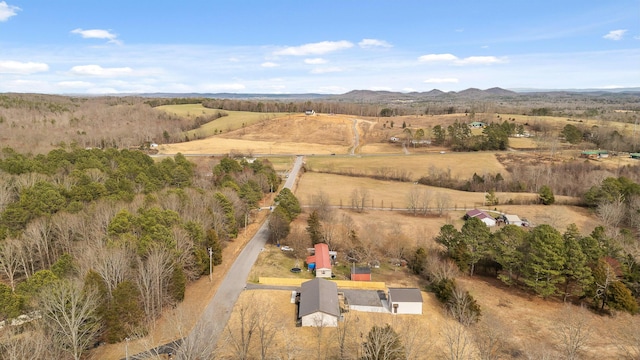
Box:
[0,0,638,94]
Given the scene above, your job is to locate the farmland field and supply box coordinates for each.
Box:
[156,104,286,138]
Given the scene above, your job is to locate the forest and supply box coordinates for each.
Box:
[0,146,281,359]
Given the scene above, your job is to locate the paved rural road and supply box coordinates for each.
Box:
[194,155,304,341]
[128,156,304,359]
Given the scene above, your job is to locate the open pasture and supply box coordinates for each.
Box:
[304,152,509,182]
[159,137,350,155]
[156,104,285,138]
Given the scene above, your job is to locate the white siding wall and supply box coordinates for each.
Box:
[301,312,338,327]
[315,267,332,278]
[391,301,422,315]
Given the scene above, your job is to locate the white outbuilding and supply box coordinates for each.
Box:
[388,288,423,315]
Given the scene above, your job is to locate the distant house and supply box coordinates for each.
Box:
[503,214,524,226]
[298,278,340,327]
[388,288,423,314]
[304,110,316,116]
[469,121,486,128]
[465,209,496,227]
[351,267,371,281]
[312,243,332,278]
[581,150,609,159]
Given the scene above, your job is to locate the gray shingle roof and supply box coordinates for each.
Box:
[299,278,340,317]
[389,288,422,303]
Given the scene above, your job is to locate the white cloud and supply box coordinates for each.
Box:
[304,58,327,65]
[69,65,133,77]
[418,53,459,62]
[57,81,93,88]
[274,40,353,56]
[455,56,506,65]
[71,28,121,44]
[0,1,19,22]
[310,67,343,74]
[603,29,627,41]
[261,62,279,68]
[419,53,506,65]
[424,78,459,83]
[0,60,49,74]
[358,39,392,48]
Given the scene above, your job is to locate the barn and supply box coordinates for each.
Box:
[298,278,340,327]
[388,288,423,315]
[465,209,496,227]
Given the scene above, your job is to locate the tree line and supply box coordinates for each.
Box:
[411,218,639,315]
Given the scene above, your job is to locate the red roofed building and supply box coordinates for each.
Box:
[314,243,332,278]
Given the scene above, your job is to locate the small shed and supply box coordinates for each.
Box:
[465,209,496,227]
[388,288,423,314]
[351,267,371,281]
[299,278,339,327]
[314,243,332,278]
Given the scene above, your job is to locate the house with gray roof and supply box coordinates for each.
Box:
[388,288,423,314]
[298,278,340,327]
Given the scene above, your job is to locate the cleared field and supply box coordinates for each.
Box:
[159,137,349,155]
[156,104,286,138]
[508,137,538,149]
[304,152,508,181]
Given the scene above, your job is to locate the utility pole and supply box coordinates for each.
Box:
[208,247,213,282]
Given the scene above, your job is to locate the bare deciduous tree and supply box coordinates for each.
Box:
[23,217,55,270]
[406,187,421,216]
[39,280,101,360]
[0,237,24,292]
[596,196,626,229]
[350,188,369,213]
[441,321,474,360]
[615,315,640,359]
[136,246,174,320]
[0,325,53,360]
[88,244,131,298]
[225,295,258,360]
[255,299,279,360]
[472,313,507,360]
[555,305,592,360]
[167,308,220,360]
[394,316,433,360]
[435,193,451,216]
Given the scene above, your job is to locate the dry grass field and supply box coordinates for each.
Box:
[215,280,629,359]
[304,152,509,181]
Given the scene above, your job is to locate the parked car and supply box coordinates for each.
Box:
[281,246,294,252]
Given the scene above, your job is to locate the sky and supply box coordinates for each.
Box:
[0,0,639,94]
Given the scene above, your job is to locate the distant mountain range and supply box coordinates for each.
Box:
[135,87,639,102]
